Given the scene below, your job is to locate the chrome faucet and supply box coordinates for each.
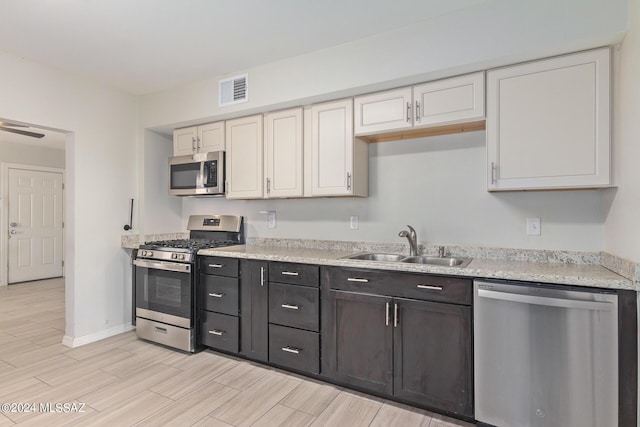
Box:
[398,225,418,256]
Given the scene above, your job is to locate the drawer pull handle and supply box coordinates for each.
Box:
[208,330,224,336]
[281,271,299,276]
[417,285,443,291]
[347,277,369,283]
[260,266,265,286]
[281,304,299,310]
[209,292,224,298]
[154,326,167,333]
[209,264,223,268]
[281,346,300,354]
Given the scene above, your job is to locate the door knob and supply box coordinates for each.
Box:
[9,222,17,227]
[9,230,16,235]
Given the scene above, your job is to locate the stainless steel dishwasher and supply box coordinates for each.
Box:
[474,280,618,427]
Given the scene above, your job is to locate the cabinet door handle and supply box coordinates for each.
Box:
[417,285,443,291]
[208,330,224,336]
[281,271,299,276]
[197,136,201,150]
[281,304,299,310]
[191,136,196,150]
[385,302,390,326]
[347,172,352,190]
[347,277,368,283]
[281,346,300,354]
[266,178,271,194]
[406,102,411,122]
[260,266,265,286]
[208,292,224,298]
[415,101,420,122]
[208,264,223,268]
[394,303,398,328]
[491,162,497,185]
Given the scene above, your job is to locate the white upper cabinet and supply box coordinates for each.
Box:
[264,108,304,198]
[354,87,413,135]
[198,122,225,152]
[413,72,484,127]
[486,48,611,191]
[173,126,198,156]
[311,99,368,197]
[226,115,264,199]
[354,72,484,137]
[173,122,225,156]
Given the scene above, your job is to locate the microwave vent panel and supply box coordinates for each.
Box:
[219,74,248,106]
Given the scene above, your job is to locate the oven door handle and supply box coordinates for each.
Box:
[133,259,191,273]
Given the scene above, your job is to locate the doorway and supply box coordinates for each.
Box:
[5,166,64,283]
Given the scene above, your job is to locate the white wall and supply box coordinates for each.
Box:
[140,0,627,130]
[605,2,640,264]
[181,131,606,251]
[140,0,625,252]
[0,52,139,342]
[0,141,65,169]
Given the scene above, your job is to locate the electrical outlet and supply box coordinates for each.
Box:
[350,215,359,230]
[267,211,276,229]
[526,217,541,236]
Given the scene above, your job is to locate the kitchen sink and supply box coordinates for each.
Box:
[401,256,472,268]
[342,252,472,267]
[343,253,407,262]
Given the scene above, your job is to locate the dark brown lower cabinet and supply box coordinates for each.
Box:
[323,287,472,418]
[393,298,472,416]
[324,290,394,394]
[240,260,269,361]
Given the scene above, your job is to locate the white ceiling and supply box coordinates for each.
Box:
[0,0,487,95]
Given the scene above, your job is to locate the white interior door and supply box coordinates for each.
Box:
[8,168,63,284]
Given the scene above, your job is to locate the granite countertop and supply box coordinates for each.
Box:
[199,244,634,291]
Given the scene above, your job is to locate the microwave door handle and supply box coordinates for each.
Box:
[202,162,208,187]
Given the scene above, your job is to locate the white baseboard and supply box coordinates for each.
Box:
[62,323,135,348]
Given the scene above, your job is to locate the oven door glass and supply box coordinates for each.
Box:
[170,162,201,190]
[135,262,192,322]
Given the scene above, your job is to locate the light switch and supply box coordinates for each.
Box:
[350,215,359,230]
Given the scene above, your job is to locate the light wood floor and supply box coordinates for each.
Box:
[0,278,474,426]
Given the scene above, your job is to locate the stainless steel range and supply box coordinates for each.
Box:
[133,215,244,352]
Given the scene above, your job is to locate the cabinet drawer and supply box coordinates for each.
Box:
[269,324,319,374]
[200,275,239,315]
[269,262,319,287]
[200,311,239,353]
[269,283,319,331]
[323,267,472,305]
[200,256,239,277]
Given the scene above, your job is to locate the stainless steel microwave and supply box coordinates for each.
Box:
[169,151,225,196]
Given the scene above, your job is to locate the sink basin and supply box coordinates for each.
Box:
[343,253,407,262]
[401,256,472,268]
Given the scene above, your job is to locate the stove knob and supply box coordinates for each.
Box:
[171,253,177,260]
[180,254,186,260]
[141,251,148,257]
[147,251,153,257]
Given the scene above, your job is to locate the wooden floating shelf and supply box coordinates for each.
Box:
[358,120,486,143]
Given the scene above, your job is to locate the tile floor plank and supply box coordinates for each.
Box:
[310,391,382,427]
[210,372,301,426]
[280,379,341,416]
[136,381,239,426]
[251,404,316,427]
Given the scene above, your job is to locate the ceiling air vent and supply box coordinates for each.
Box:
[219,74,248,107]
